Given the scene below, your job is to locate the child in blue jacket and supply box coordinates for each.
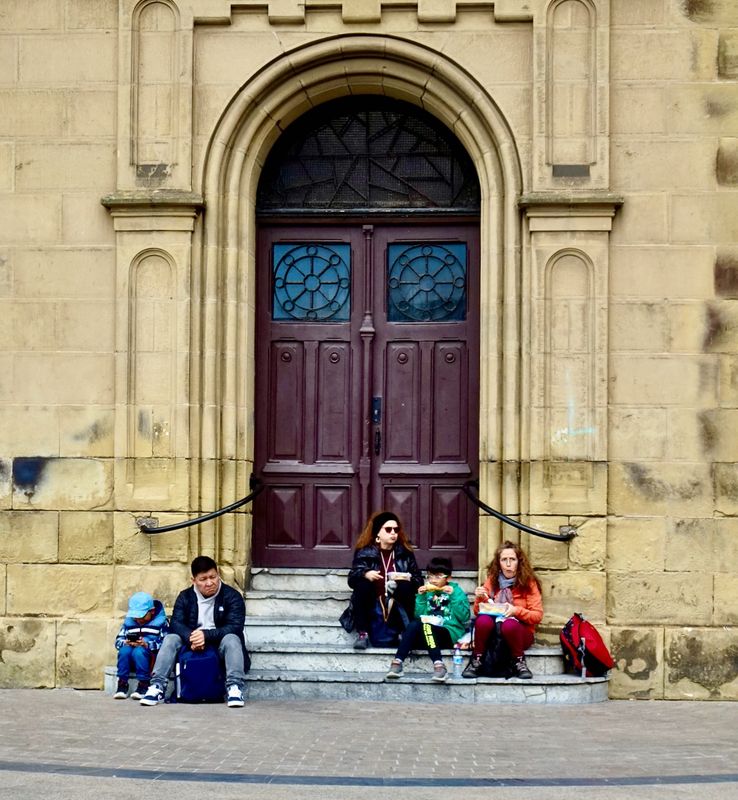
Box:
[114,592,168,699]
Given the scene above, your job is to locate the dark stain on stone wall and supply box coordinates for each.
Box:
[715,252,738,298]
[73,419,111,445]
[703,302,728,351]
[704,98,729,117]
[12,457,48,498]
[716,141,738,186]
[0,460,8,481]
[680,0,714,21]
[0,621,42,664]
[612,630,657,681]
[668,634,738,696]
[624,463,702,501]
[698,410,718,453]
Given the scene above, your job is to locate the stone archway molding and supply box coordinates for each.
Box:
[195,34,524,569]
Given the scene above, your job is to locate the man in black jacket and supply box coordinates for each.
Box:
[140,555,249,708]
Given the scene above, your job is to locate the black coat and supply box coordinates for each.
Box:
[347,543,423,590]
[169,581,250,668]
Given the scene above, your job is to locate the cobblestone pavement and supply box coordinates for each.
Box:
[0,690,737,800]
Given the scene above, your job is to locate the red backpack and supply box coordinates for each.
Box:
[560,613,615,677]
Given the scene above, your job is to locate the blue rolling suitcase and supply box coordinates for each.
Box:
[175,647,226,703]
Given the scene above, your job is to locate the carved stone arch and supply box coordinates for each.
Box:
[195,34,524,568]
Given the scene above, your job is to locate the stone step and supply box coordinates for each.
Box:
[249,567,479,593]
[245,588,478,619]
[248,643,564,674]
[245,616,355,646]
[245,590,350,619]
[244,669,610,704]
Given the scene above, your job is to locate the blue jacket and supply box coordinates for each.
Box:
[115,599,168,652]
[169,581,250,668]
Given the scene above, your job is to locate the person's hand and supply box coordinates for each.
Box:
[131,640,147,648]
[474,587,489,598]
[189,629,206,650]
[418,584,428,594]
[442,585,453,594]
[502,603,515,618]
[365,570,382,582]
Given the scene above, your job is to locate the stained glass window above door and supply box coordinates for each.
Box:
[257,97,480,213]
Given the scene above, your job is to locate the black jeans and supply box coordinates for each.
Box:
[395,618,453,663]
[351,578,416,633]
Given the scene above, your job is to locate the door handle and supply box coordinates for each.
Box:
[374,429,381,455]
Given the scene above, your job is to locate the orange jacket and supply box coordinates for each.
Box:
[473,578,543,632]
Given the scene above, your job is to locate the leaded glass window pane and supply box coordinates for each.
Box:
[272,243,351,322]
[387,242,467,322]
[257,97,480,212]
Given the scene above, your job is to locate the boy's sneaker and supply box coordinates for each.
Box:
[353,631,370,650]
[130,681,149,700]
[385,659,404,679]
[113,680,129,700]
[226,685,245,708]
[139,683,165,706]
[432,661,448,682]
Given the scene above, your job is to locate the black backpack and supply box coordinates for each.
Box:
[478,618,515,678]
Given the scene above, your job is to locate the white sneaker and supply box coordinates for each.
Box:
[139,684,165,706]
[226,685,244,708]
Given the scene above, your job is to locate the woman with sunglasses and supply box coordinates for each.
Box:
[347,511,423,649]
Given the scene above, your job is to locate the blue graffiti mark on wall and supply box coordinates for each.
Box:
[12,458,48,495]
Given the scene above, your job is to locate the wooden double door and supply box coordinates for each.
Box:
[253,221,479,569]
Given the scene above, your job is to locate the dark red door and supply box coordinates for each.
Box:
[253,221,479,568]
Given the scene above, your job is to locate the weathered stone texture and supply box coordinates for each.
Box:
[57,619,109,689]
[609,462,713,517]
[113,565,189,617]
[0,618,56,688]
[608,573,713,626]
[59,408,115,459]
[0,510,59,563]
[714,463,738,515]
[714,574,738,626]
[609,626,664,700]
[11,458,113,511]
[0,459,13,510]
[0,142,14,191]
[7,565,113,615]
[665,628,738,700]
[58,511,113,564]
[0,564,5,615]
[539,570,606,626]
[19,35,116,84]
[567,517,606,570]
[664,518,716,573]
[607,516,666,572]
[718,32,738,78]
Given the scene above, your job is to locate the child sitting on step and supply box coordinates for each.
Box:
[385,557,470,683]
[113,592,168,699]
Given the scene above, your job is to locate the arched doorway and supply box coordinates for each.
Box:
[252,97,481,569]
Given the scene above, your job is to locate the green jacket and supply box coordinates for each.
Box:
[414,581,470,643]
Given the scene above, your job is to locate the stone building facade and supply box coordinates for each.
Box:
[0,0,737,699]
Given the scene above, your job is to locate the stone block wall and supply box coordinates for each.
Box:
[0,0,736,699]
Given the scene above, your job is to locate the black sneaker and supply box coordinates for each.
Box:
[113,679,129,700]
[515,656,532,679]
[353,631,369,650]
[130,681,149,700]
[462,655,482,679]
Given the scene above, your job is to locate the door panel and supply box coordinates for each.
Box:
[254,222,478,568]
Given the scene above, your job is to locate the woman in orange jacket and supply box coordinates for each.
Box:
[462,540,543,679]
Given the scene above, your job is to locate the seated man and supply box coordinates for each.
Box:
[140,555,249,708]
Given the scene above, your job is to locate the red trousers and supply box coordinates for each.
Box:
[472,614,533,659]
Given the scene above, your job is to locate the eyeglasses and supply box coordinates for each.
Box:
[382,525,399,532]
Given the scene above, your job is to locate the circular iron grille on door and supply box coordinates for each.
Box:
[256,97,480,213]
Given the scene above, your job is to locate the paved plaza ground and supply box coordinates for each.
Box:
[0,689,736,800]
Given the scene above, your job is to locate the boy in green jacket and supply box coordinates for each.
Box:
[385,556,470,683]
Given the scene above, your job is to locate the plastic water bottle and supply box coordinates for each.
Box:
[453,645,463,678]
